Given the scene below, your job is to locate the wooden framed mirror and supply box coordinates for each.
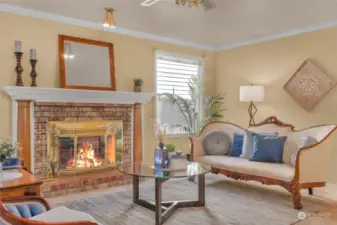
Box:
[58,35,116,91]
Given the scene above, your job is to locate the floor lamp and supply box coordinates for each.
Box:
[240,85,265,127]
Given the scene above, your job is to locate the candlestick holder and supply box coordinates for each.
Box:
[29,59,38,87]
[14,52,24,86]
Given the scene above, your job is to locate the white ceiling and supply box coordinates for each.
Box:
[2,0,337,50]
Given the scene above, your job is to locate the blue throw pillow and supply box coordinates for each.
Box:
[240,131,278,159]
[250,135,287,163]
[229,133,243,157]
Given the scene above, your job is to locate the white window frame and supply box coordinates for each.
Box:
[154,50,205,137]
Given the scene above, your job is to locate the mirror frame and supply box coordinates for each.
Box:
[58,35,116,91]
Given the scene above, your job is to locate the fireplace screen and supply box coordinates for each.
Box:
[47,120,123,172]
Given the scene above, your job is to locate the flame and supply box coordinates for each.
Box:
[66,142,104,168]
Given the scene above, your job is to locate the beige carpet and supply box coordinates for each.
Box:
[293,208,337,225]
[54,174,335,225]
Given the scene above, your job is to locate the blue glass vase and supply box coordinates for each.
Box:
[154,142,169,169]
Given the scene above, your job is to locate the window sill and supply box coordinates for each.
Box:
[164,133,191,138]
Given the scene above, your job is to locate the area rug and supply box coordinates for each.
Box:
[56,174,334,225]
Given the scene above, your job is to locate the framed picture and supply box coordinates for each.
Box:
[284,60,335,111]
[58,35,116,91]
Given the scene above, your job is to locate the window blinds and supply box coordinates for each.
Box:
[155,52,203,135]
[156,54,201,99]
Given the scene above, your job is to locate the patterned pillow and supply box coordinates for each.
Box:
[290,136,317,167]
[203,131,231,155]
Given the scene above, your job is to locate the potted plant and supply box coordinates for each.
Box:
[0,139,20,173]
[165,143,176,157]
[134,78,143,92]
[158,76,225,136]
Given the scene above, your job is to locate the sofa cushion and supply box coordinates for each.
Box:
[229,133,243,157]
[203,131,231,155]
[290,136,317,167]
[250,135,287,163]
[240,131,278,159]
[196,155,295,181]
[31,206,101,225]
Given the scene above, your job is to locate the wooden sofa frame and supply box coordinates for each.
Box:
[189,116,337,209]
[0,196,97,225]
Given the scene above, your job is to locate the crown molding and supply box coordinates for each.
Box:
[215,20,337,51]
[2,3,337,53]
[0,3,215,51]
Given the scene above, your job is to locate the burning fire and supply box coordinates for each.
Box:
[66,143,104,168]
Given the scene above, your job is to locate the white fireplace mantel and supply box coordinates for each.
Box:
[3,86,154,104]
[3,86,152,174]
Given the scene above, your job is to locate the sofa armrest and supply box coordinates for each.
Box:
[295,125,337,184]
[189,136,205,160]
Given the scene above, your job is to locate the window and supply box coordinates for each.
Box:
[155,51,204,135]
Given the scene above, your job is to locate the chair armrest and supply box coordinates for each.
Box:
[295,128,337,184]
[1,196,51,210]
[0,197,98,225]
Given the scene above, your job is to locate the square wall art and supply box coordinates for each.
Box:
[284,60,336,111]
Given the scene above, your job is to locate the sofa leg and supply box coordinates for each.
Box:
[291,184,303,210]
[308,188,313,195]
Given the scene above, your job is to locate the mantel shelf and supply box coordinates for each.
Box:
[3,86,154,104]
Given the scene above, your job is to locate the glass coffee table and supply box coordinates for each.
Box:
[118,162,211,225]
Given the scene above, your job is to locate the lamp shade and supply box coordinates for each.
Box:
[240,86,265,102]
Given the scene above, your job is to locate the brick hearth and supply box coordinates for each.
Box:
[34,102,133,197]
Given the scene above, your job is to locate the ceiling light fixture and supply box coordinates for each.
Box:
[175,0,202,7]
[103,8,116,28]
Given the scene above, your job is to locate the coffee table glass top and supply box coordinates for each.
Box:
[118,162,211,179]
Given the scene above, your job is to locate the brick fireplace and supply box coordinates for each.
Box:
[3,87,153,197]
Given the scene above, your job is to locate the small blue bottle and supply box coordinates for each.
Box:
[154,142,169,169]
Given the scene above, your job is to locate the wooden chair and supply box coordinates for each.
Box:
[0,196,98,225]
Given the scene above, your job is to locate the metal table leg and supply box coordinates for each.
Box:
[133,174,206,225]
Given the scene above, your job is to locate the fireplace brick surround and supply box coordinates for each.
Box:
[34,102,133,179]
[34,103,134,197]
[3,86,153,197]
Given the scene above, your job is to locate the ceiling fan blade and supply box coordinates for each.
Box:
[140,0,161,6]
[201,0,216,10]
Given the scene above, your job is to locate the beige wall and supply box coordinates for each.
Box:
[0,12,216,165]
[215,27,337,183]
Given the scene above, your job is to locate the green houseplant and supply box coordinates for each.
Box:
[158,76,225,136]
[134,78,143,92]
[165,143,176,152]
[0,139,19,163]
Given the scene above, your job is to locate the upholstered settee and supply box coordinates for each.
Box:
[189,116,337,209]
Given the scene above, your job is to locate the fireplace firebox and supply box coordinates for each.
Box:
[47,120,123,176]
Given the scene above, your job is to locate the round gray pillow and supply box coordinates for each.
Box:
[203,131,231,155]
